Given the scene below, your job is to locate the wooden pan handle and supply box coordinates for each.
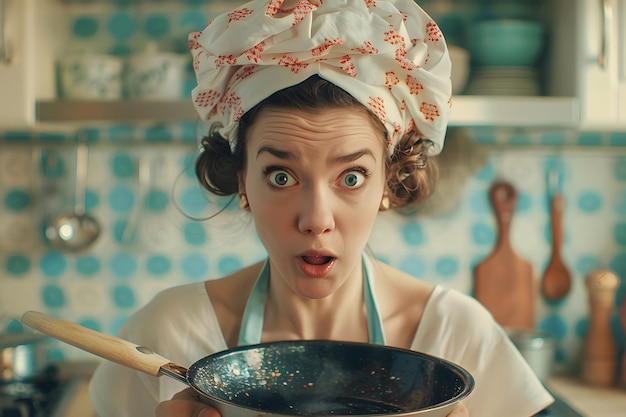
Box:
[22,311,171,377]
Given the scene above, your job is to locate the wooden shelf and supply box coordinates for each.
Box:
[36,96,581,127]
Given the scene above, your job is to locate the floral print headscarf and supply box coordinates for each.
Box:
[189,0,452,155]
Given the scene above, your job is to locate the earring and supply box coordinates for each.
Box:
[239,193,250,210]
[379,195,390,211]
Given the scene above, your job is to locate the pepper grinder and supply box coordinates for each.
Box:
[582,269,620,386]
[619,297,626,388]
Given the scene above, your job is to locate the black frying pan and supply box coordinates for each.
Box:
[21,311,473,417]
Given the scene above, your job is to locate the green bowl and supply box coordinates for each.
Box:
[468,19,545,67]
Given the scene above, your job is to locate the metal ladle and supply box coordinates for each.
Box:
[46,141,101,252]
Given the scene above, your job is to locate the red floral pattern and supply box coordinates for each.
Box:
[419,102,439,121]
[351,41,378,55]
[385,72,400,90]
[275,56,309,73]
[425,22,443,43]
[194,90,220,109]
[228,8,253,23]
[215,55,238,69]
[245,42,266,63]
[368,96,386,122]
[292,1,317,26]
[405,75,424,95]
[340,55,357,77]
[312,38,343,57]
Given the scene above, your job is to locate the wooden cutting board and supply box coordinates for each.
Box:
[474,181,535,329]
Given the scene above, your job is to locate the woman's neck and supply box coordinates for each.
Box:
[262,262,369,342]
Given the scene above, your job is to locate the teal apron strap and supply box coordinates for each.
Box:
[363,254,386,345]
[237,255,386,346]
[237,260,270,346]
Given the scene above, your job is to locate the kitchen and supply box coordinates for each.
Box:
[1,0,626,416]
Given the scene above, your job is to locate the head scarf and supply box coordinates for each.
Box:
[189,0,452,155]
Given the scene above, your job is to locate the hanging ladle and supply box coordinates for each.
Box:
[46,140,101,252]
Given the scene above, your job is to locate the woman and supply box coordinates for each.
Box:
[89,1,554,416]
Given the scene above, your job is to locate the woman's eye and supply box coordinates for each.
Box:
[267,170,296,187]
[340,171,366,189]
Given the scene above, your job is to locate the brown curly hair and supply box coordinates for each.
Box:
[196,75,439,209]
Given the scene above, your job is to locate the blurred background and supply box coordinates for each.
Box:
[1,0,626,415]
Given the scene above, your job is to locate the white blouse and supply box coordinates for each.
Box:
[89,282,553,417]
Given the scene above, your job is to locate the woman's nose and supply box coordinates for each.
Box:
[297,187,335,235]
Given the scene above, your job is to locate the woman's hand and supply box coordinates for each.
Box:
[447,402,468,417]
[155,388,220,417]
[156,389,467,417]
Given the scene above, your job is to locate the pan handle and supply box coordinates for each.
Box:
[21,311,175,378]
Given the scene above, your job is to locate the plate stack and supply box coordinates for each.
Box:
[466,19,545,96]
[465,67,541,96]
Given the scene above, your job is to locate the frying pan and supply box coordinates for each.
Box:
[21,311,473,417]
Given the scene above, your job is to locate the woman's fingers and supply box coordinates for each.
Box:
[446,402,469,417]
[155,388,220,417]
[158,389,467,417]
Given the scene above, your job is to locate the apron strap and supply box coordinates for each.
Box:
[237,260,270,346]
[237,255,386,346]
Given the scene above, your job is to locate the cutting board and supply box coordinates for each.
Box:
[474,181,535,329]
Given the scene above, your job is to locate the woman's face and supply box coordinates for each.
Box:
[242,106,387,299]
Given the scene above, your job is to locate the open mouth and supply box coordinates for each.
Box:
[301,255,334,265]
[298,255,336,278]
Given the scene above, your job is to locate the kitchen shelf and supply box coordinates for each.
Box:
[450,96,580,127]
[35,96,581,126]
[36,100,199,123]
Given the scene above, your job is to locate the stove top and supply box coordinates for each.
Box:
[0,365,65,417]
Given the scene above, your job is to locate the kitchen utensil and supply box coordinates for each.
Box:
[581,269,620,387]
[121,155,150,244]
[474,181,535,329]
[541,169,571,301]
[0,333,47,381]
[619,297,626,388]
[507,329,554,382]
[46,141,101,252]
[21,311,474,417]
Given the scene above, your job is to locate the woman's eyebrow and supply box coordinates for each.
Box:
[256,146,376,163]
[256,146,295,160]
[333,149,377,164]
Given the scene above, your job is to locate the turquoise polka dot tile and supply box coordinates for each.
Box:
[112,285,136,308]
[147,254,172,277]
[1,2,626,367]
[181,253,209,281]
[107,12,136,41]
[217,255,243,276]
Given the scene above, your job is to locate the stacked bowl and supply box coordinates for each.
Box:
[465,19,545,96]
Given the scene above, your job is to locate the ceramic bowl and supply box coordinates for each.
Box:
[59,54,123,100]
[468,19,545,67]
[125,52,189,100]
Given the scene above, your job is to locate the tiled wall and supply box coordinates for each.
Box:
[1,0,625,378]
[1,126,626,378]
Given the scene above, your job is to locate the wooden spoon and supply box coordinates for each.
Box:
[541,184,571,301]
